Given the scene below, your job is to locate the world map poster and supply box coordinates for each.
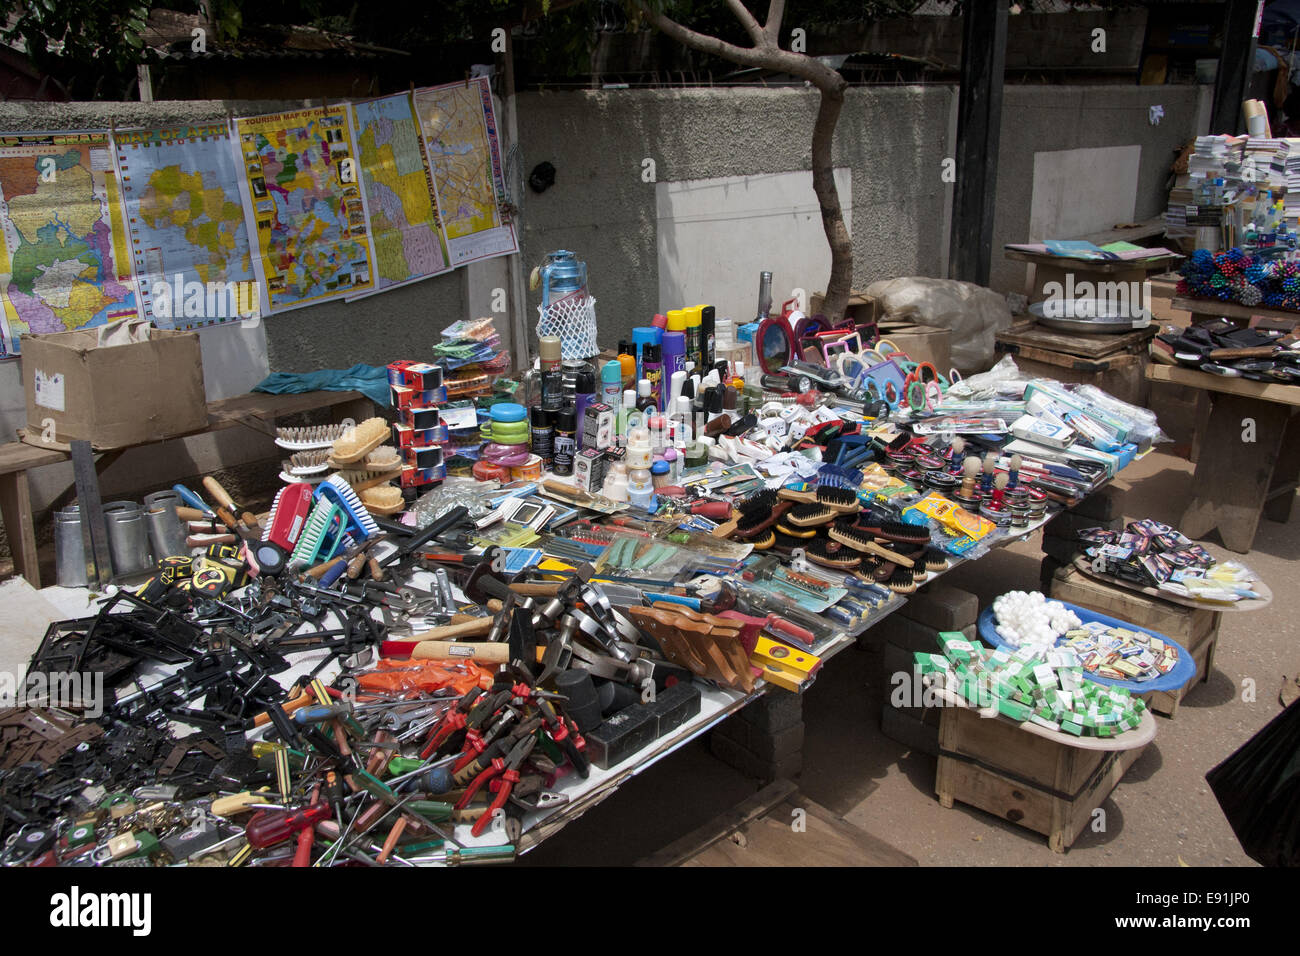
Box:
[348,92,450,299]
[232,106,375,313]
[413,76,518,267]
[113,123,259,329]
[0,131,138,357]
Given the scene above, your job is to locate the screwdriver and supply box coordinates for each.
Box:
[246,804,331,849]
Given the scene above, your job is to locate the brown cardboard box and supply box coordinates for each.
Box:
[877,321,952,372]
[810,290,877,324]
[21,326,207,449]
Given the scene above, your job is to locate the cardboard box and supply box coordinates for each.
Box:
[22,326,207,449]
[877,321,952,372]
[810,290,877,325]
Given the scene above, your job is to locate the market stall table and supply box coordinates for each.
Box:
[1146,363,1300,552]
[0,389,373,588]
[1003,246,1181,306]
[994,320,1157,406]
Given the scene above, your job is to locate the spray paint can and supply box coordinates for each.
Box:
[700,304,716,368]
[660,331,686,410]
[642,343,663,412]
[530,406,554,467]
[552,408,576,476]
[684,306,703,376]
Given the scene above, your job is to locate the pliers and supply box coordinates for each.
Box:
[455,732,537,838]
[419,686,483,759]
[451,705,519,773]
[535,697,590,779]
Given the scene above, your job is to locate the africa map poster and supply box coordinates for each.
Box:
[232,106,376,313]
[113,123,259,329]
[0,131,138,357]
[413,76,519,267]
[348,92,451,300]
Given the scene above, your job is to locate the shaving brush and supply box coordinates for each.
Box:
[1008,453,1022,488]
[960,456,981,498]
[992,472,1009,507]
[949,437,966,472]
[979,454,996,495]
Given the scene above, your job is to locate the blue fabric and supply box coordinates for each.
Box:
[253,363,390,407]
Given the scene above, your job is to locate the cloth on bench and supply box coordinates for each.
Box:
[253,364,390,407]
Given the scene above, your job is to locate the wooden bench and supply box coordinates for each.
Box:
[0,389,373,588]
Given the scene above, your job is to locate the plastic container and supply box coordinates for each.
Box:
[511,454,544,481]
[976,602,1196,694]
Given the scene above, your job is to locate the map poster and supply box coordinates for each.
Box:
[113,123,259,329]
[413,76,519,267]
[231,105,376,314]
[0,131,138,357]
[347,92,451,300]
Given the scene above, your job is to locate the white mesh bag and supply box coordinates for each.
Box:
[536,293,598,360]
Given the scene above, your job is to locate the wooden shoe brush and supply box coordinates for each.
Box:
[805,538,861,569]
[778,485,860,514]
[713,489,780,538]
[786,501,836,528]
[827,525,916,567]
[885,567,917,594]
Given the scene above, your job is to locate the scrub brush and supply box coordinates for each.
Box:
[283,450,330,476]
[361,485,404,514]
[365,445,401,469]
[331,417,389,465]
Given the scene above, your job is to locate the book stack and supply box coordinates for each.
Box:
[1274,139,1300,235]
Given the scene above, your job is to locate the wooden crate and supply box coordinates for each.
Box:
[994,321,1156,406]
[1049,565,1220,718]
[935,703,1147,853]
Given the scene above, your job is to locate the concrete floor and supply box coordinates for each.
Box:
[525,448,1297,866]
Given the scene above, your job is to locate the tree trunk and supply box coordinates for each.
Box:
[811,85,852,322]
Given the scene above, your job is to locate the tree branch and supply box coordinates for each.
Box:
[635,3,777,72]
[725,0,766,48]
[765,0,786,45]
[634,2,844,93]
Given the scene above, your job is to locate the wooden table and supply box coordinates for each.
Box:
[1147,364,1300,552]
[0,389,372,587]
[1004,248,1182,305]
[1170,296,1300,329]
[995,320,1157,405]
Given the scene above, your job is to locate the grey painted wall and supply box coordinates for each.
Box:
[516,86,955,348]
[989,85,1204,293]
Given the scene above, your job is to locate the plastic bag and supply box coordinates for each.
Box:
[864,276,1014,372]
[1072,383,1172,445]
[1205,699,1300,866]
[945,354,1035,402]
